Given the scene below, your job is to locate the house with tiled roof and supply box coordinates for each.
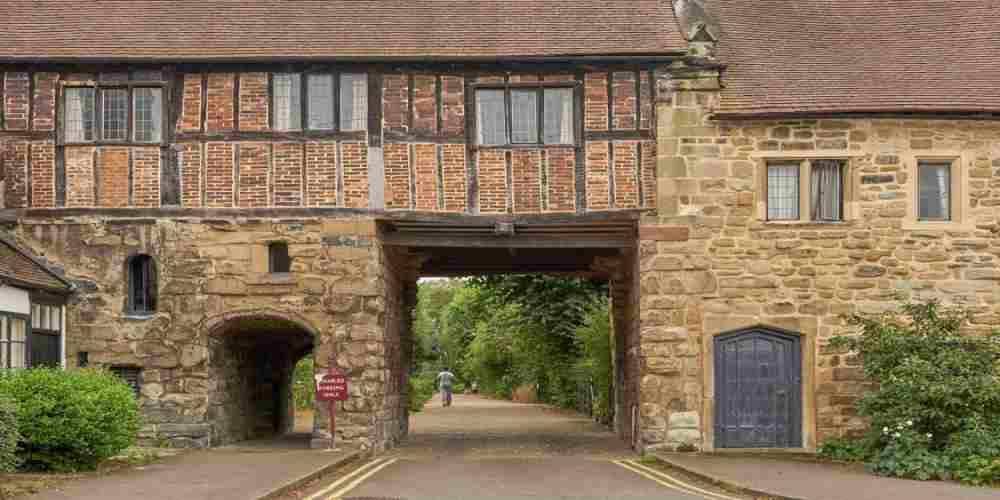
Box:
[0,234,72,370]
[0,0,997,453]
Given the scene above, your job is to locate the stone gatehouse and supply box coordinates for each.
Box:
[1,0,998,453]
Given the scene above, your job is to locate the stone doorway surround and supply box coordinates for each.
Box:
[378,212,643,448]
[700,321,817,453]
[203,309,320,446]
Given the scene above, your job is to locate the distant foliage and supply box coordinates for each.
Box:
[407,373,436,413]
[821,301,1000,485]
[0,395,20,473]
[410,276,612,420]
[0,368,140,472]
[292,355,316,410]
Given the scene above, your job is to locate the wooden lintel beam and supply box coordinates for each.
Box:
[382,232,634,249]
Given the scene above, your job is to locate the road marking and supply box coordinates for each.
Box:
[617,459,744,500]
[327,457,399,499]
[303,457,389,500]
[614,460,710,498]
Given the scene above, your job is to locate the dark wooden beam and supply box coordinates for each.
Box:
[382,232,633,248]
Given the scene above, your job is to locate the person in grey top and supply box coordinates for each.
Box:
[436,369,456,407]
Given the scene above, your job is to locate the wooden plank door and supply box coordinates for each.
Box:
[715,328,801,448]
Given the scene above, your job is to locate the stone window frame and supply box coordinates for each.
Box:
[902,152,971,231]
[125,254,158,317]
[753,153,860,224]
[59,81,167,146]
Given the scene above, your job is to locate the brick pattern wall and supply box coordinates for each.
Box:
[179,74,203,132]
[0,68,658,214]
[639,71,653,130]
[180,144,203,206]
[32,73,58,131]
[4,142,28,208]
[641,141,656,208]
[29,142,55,208]
[586,141,610,210]
[441,76,465,136]
[98,147,130,207]
[239,73,269,132]
[65,147,95,207]
[305,142,337,207]
[237,143,269,207]
[412,76,437,134]
[512,149,541,213]
[272,143,303,207]
[441,144,467,212]
[341,142,368,209]
[477,149,507,213]
[612,72,637,130]
[383,143,410,210]
[205,143,235,207]
[613,141,639,208]
[383,74,409,134]
[585,73,609,131]
[413,144,437,211]
[206,73,236,133]
[4,73,29,131]
[546,148,576,212]
[132,148,160,208]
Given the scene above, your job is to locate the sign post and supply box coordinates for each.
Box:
[316,356,349,450]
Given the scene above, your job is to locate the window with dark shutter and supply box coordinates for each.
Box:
[269,242,291,274]
[110,366,141,398]
[127,254,157,314]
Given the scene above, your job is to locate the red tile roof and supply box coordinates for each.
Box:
[710,0,1000,117]
[0,235,72,294]
[0,1,687,61]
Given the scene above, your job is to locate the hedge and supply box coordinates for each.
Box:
[0,395,19,473]
[0,368,140,472]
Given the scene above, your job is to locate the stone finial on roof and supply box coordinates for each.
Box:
[672,0,720,57]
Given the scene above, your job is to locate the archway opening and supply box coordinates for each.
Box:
[207,315,315,446]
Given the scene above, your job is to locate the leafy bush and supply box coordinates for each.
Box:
[0,368,140,472]
[818,437,871,463]
[0,395,20,473]
[408,373,436,413]
[292,355,315,410]
[829,300,1000,485]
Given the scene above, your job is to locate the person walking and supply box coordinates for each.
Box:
[436,368,456,407]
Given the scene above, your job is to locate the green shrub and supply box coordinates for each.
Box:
[0,368,140,472]
[818,437,871,463]
[830,300,1000,484]
[292,355,315,410]
[407,373,436,413]
[0,395,20,473]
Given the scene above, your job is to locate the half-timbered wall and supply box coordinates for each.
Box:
[0,66,657,215]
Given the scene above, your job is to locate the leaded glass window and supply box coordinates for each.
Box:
[101,88,129,140]
[273,73,302,131]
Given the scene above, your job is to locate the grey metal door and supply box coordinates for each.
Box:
[714,327,801,448]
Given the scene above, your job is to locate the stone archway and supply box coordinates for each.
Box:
[203,310,320,446]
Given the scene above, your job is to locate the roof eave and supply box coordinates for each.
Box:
[711,109,1000,121]
[0,235,75,294]
[0,52,688,65]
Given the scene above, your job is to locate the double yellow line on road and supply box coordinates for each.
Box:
[304,456,399,500]
[613,459,744,500]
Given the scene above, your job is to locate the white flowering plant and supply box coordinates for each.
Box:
[822,300,1000,485]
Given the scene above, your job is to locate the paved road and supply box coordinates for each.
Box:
[309,394,741,500]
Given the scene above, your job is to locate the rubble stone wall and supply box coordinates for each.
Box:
[9,216,400,449]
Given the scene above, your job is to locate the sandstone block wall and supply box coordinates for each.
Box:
[9,216,407,450]
[639,68,1000,452]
